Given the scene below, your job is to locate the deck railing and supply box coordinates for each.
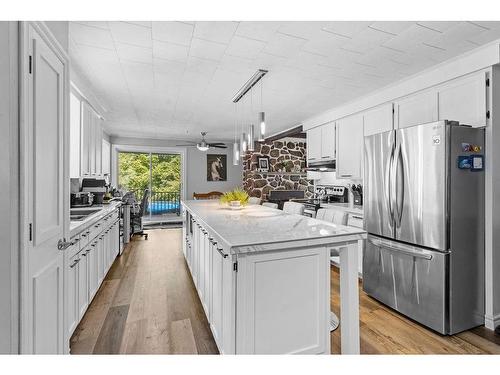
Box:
[132,189,181,216]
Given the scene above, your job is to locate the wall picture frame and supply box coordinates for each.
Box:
[258,157,269,172]
[207,154,227,181]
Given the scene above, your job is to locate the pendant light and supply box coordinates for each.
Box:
[240,96,248,153]
[247,86,255,151]
[233,102,240,165]
[258,79,266,141]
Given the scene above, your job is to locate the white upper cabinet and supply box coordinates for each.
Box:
[336,113,363,179]
[69,93,81,178]
[78,100,104,177]
[102,139,111,176]
[320,122,336,160]
[307,122,335,163]
[80,102,91,176]
[363,103,394,136]
[306,126,322,162]
[438,71,487,127]
[395,89,438,129]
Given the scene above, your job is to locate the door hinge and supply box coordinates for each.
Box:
[28,55,32,74]
[487,110,491,119]
[486,78,490,87]
[28,223,32,242]
[233,262,238,272]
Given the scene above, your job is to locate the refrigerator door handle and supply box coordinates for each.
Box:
[385,136,395,227]
[394,139,404,228]
[368,237,433,260]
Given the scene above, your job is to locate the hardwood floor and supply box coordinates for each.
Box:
[70,228,500,355]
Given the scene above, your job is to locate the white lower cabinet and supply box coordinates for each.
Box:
[65,207,121,350]
[185,215,328,354]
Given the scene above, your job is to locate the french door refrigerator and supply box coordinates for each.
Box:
[363,120,485,334]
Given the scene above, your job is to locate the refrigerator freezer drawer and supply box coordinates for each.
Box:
[363,235,448,334]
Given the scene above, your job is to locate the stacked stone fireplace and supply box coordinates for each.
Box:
[242,138,314,200]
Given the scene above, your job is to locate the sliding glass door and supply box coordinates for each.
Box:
[118,151,181,222]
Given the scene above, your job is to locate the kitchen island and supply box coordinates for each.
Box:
[181,200,366,354]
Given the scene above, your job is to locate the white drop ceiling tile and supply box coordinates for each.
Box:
[152,21,194,46]
[73,21,110,30]
[185,56,219,76]
[301,32,350,56]
[70,22,115,49]
[153,57,186,76]
[382,24,442,51]
[369,21,414,36]
[109,22,152,48]
[218,54,255,74]
[416,21,460,33]
[264,32,307,58]
[278,21,330,40]
[344,27,395,53]
[252,52,288,70]
[235,21,281,42]
[189,38,227,61]
[468,21,500,30]
[153,40,189,62]
[116,43,152,64]
[194,21,239,44]
[467,28,500,45]
[285,50,328,72]
[125,21,152,28]
[321,21,373,38]
[427,22,492,49]
[225,36,266,60]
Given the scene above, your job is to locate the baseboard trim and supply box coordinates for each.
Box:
[484,313,500,330]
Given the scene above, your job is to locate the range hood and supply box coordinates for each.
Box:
[306,159,336,172]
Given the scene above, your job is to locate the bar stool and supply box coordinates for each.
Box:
[262,202,278,209]
[282,201,305,215]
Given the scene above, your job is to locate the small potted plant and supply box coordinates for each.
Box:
[220,188,249,209]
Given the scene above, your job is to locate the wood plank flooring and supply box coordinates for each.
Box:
[70,228,500,355]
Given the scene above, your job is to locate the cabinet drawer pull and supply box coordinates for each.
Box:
[72,238,80,243]
[81,253,87,257]
[340,174,352,177]
[216,247,228,258]
[70,259,80,268]
[81,233,87,237]
[321,156,331,158]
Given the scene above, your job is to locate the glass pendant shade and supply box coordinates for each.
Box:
[240,132,248,153]
[258,112,266,141]
[233,141,240,165]
[247,124,255,151]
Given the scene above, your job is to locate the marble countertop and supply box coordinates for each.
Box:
[319,202,364,216]
[182,200,366,253]
[70,201,121,237]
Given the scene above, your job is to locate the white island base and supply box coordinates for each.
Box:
[182,201,366,354]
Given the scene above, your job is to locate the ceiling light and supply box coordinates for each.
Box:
[248,124,255,151]
[240,132,248,153]
[259,112,266,141]
[233,142,240,166]
[196,143,209,152]
[232,69,268,103]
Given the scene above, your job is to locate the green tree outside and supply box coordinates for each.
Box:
[118,152,181,196]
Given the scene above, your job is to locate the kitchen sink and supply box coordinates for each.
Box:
[70,208,102,221]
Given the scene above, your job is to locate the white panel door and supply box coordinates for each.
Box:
[395,90,438,129]
[306,126,321,163]
[26,24,67,354]
[320,122,335,160]
[363,103,394,136]
[336,113,364,179]
[438,71,487,127]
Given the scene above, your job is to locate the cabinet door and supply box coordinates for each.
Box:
[199,231,206,305]
[336,113,364,179]
[306,127,322,162]
[320,122,335,160]
[80,103,91,176]
[438,71,487,127]
[69,93,81,178]
[204,233,211,318]
[363,103,394,136]
[97,236,105,284]
[77,251,88,320]
[394,90,438,129]
[89,112,96,175]
[87,243,98,300]
[102,139,111,176]
[95,117,102,176]
[66,253,79,339]
[210,240,223,348]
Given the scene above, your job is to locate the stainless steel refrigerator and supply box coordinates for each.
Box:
[363,120,485,334]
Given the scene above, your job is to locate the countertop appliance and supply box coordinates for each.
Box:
[363,120,485,334]
[317,185,349,203]
[70,192,94,208]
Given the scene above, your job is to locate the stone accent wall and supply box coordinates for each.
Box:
[242,139,314,200]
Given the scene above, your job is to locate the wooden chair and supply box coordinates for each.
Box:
[193,191,223,200]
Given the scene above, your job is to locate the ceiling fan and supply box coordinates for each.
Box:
[176,132,227,151]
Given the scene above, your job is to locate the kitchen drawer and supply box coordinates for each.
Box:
[88,219,105,241]
[347,213,364,228]
[67,234,81,258]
